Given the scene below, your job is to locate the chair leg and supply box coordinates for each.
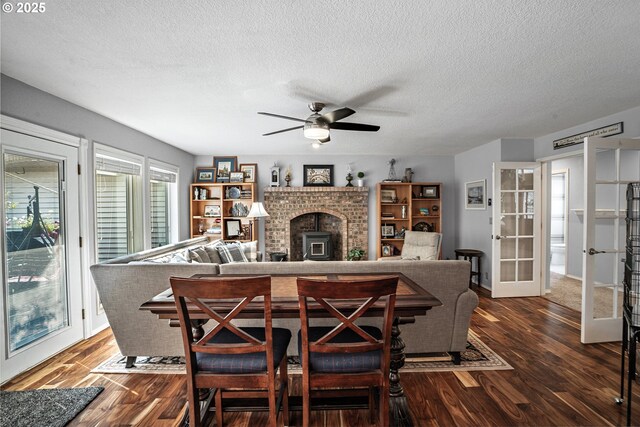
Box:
[188,383,201,427]
[215,388,223,427]
[268,371,277,427]
[125,356,136,368]
[451,351,461,365]
[380,379,390,427]
[280,358,290,427]
[302,371,311,427]
[369,386,376,424]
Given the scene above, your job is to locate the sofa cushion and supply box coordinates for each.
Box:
[217,242,248,263]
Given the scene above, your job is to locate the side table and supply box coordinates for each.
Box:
[454,249,484,288]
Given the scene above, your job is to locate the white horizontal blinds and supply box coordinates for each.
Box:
[95,154,141,176]
[149,163,177,248]
[95,148,142,262]
[150,181,169,248]
[149,166,177,183]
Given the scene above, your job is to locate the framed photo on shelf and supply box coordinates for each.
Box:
[422,185,439,199]
[213,156,238,183]
[465,179,486,210]
[229,171,245,183]
[196,167,216,183]
[203,205,221,217]
[380,189,397,203]
[303,164,334,186]
[225,219,242,238]
[381,244,393,257]
[239,163,257,183]
[381,224,396,238]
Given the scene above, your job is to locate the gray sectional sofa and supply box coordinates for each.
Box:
[90,236,478,366]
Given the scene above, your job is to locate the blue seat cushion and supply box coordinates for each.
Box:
[196,327,291,374]
[298,326,382,373]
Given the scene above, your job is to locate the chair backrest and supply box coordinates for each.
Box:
[170,275,274,370]
[401,231,442,260]
[297,276,398,357]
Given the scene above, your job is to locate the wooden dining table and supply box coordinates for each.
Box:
[140,272,441,427]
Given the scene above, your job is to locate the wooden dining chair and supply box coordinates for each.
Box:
[297,276,398,427]
[170,275,290,427]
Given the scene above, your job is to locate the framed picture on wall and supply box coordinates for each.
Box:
[465,179,486,210]
[303,164,334,186]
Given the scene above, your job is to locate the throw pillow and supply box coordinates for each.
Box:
[168,251,190,263]
[203,240,225,264]
[240,240,258,262]
[188,246,211,263]
[216,242,249,264]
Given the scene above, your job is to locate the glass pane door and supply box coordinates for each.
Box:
[1,127,83,383]
[492,162,541,297]
[4,153,68,351]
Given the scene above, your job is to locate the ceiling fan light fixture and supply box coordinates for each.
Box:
[303,120,330,140]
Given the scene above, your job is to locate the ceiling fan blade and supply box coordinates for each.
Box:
[329,122,380,132]
[321,107,355,124]
[262,125,304,136]
[258,112,308,123]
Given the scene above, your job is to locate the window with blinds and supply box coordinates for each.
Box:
[149,164,177,248]
[95,150,143,262]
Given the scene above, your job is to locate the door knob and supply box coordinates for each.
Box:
[588,248,606,255]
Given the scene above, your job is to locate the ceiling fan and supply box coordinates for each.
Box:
[258,102,380,147]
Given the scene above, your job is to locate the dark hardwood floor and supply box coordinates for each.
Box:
[2,290,636,426]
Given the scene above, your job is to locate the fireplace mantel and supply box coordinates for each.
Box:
[263,187,369,261]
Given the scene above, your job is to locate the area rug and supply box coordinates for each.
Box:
[545,272,623,318]
[92,330,511,374]
[0,387,103,427]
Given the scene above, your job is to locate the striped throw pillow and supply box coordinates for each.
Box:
[216,242,248,264]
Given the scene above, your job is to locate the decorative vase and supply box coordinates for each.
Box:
[357,179,364,187]
[285,174,291,187]
[346,173,353,187]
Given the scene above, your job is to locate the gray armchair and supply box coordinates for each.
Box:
[381,231,442,260]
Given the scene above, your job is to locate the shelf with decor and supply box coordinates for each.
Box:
[376,182,442,258]
[190,182,256,242]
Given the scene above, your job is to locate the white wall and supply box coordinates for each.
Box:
[453,138,534,288]
[195,154,456,260]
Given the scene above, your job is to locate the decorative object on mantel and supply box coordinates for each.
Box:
[357,171,365,187]
[345,163,354,187]
[270,162,280,187]
[303,164,334,186]
[384,158,401,182]
[402,168,414,183]
[284,165,292,187]
[553,122,623,150]
[246,201,269,241]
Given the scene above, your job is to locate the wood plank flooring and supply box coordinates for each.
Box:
[2,290,636,426]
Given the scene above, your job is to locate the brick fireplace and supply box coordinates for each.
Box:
[263,187,369,261]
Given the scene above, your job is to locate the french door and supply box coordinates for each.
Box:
[581,136,640,343]
[492,162,542,297]
[1,129,83,383]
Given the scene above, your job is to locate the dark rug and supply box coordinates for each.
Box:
[0,387,103,427]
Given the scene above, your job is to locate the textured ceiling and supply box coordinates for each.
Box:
[2,0,640,156]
